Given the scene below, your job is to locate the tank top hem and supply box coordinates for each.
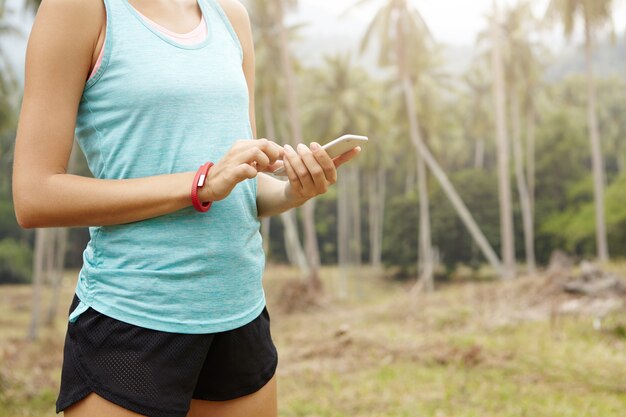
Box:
[71,286,267,334]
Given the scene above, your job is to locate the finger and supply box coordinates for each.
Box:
[285,144,315,191]
[283,149,303,191]
[298,143,328,194]
[265,160,284,174]
[310,142,337,185]
[232,163,258,182]
[255,138,284,165]
[333,146,361,169]
[238,147,271,171]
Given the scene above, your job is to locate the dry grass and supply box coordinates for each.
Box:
[1,263,625,416]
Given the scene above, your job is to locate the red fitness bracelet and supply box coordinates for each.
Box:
[191,162,214,212]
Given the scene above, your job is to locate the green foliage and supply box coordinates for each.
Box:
[0,198,24,242]
[0,238,33,284]
[542,174,626,256]
[313,188,339,264]
[382,192,418,278]
[430,170,501,269]
[533,106,589,262]
[382,170,501,277]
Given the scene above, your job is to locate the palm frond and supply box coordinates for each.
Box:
[340,0,378,19]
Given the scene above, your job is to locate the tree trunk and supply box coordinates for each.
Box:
[401,76,433,292]
[376,167,387,266]
[395,10,434,291]
[584,23,609,262]
[302,200,322,291]
[349,166,362,297]
[276,0,321,288]
[338,166,349,299]
[404,162,415,195]
[368,168,385,268]
[349,166,362,266]
[474,138,485,170]
[261,93,307,268]
[402,76,503,277]
[491,0,516,279]
[45,227,68,326]
[28,228,48,340]
[525,107,536,210]
[377,166,386,266]
[280,211,310,275]
[511,93,536,275]
[417,153,433,291]
[367,171,377,267]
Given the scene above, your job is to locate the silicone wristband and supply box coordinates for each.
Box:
[191,162,214,212]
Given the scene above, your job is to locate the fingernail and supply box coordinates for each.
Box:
[297,143,307,153]
[284,144,294,152]
[310,142,320,151]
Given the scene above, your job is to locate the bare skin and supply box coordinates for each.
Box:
[13,0,360,415]
[64,375,277,417]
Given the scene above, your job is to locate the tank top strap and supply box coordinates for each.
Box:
[202,0,243,60]
[101,0,136,26]
[85,0,131,90]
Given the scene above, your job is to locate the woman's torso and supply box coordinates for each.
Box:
[70,0,266,334]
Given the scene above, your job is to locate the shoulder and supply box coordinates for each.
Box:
[215,0,252,36]
[33,0,103,45]
[215,0,250,22]
[36,0,104,26]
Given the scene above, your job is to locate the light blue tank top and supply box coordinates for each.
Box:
[69,0,266,333]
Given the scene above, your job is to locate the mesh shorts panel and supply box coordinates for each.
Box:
[70,305,213,415]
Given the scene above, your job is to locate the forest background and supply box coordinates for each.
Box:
[0,0,625,416]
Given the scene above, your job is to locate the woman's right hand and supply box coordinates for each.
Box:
[198,138,284,203]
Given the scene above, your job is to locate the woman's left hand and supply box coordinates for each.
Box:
[282,142,361,204]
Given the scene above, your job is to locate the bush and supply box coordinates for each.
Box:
[0,200,25,242]
[0,238,33,284]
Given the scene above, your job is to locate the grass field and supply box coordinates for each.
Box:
[1,264,625,416]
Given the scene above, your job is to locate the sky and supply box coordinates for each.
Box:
[308,0,626,45]
[2,0,625,84]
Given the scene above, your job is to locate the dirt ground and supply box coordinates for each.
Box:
[1,263,625,416]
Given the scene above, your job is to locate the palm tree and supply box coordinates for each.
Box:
[305,54,379,298]
[274,0,324,292]
[249,0,310,273]
[349,0,504,282]
[463,65,493,170]
[351,0,435,290]
[490,0,516,279]
[546,0,614,262]
[501,1,542,275]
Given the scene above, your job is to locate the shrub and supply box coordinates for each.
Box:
[0,238,33,284]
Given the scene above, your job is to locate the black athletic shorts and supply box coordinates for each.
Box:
[56,294,278,417]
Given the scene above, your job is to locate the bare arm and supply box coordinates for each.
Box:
[12,0,280,229]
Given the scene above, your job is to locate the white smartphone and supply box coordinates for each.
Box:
[272,134,368,177]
